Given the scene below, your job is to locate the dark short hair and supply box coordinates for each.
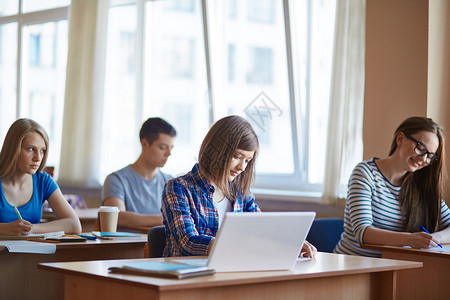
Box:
[139,117,177,144]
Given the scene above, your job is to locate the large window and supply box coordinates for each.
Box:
[98,0,336,193]
[0,1,69,170]
[100,0,337,193]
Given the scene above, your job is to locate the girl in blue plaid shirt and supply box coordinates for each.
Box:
[162,115,316,257]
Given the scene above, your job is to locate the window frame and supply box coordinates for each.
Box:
[0,3,69,135]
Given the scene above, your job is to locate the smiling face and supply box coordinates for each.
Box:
[142,133,176,168]
[226,149,255,182]
[397,131,439,173]
[17,131,47,175]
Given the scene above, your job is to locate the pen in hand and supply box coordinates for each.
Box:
[419,225,443,248]
[13,206,23,220]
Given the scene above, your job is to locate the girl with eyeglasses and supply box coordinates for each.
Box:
[335,116,450,256]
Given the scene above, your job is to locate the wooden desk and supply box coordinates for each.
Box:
[39,252,421,300]
[1,234,147,300]
[362,244,450,300]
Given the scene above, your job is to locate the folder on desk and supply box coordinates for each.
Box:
[109,261,215,279]
[92,231,141,238]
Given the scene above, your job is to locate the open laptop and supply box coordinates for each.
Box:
[177,211,316,272]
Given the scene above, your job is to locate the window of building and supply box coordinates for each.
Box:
[100,0,337,195]
[0,2,68,168]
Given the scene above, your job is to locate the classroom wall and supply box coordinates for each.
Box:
[363,0,429,159]
[428,0,450,201]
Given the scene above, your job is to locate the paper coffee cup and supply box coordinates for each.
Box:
[99,206,120,232]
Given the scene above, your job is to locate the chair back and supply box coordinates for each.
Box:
[306,218,344,253]
[147,225,167,257]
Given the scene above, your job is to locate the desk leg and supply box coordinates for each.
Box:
[370,270,396,300]
[382,251,449,300]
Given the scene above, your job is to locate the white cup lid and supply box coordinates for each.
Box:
[99,206,120,212]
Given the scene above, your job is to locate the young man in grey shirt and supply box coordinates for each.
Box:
[102,117,176,228]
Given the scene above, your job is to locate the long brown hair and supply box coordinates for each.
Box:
[0,118,50,180]
[198,115,259,200]
[389,117,446,232]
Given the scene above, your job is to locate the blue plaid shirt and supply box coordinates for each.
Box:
[162,163,260,257]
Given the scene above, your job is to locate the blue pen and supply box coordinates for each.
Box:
[419,225,443,248]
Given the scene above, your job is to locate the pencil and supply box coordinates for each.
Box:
[13,206,23,220]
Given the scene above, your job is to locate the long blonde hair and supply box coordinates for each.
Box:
[198,115,259,200]
[0,118,50,180]
[389,116,446,232]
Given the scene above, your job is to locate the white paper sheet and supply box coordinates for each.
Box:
[0,241,56,254]
[420,246,450,252]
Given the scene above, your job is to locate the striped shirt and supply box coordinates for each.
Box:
[334,158,450,257]
[161,163,260,257]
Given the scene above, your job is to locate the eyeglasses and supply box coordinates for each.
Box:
[404,134,437,164]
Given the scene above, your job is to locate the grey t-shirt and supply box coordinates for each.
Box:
[102,165,172,214]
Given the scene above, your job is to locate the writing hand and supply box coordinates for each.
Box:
[8,219,32,236]
[408,231,440,249]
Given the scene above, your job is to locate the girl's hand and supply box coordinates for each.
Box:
[408,232,440,249]
[7,219,33,236]
[300,240,317,258]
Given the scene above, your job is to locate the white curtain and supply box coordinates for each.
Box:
[58,0,108,186]
[322,0,366,205]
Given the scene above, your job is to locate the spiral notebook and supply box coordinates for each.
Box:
[0,231,65,241]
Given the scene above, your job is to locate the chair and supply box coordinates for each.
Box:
[306,218,344,253]
[147,225,167,258]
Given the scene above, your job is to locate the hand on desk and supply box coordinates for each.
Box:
[300,240,317,258]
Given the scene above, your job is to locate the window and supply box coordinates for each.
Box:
[100,0,337,194]
[246,47,273,84]
[0,23,17,141]
[227,44,235,82]
[163,37,196,79]
[247,0,275,23]
[0,2,69,168]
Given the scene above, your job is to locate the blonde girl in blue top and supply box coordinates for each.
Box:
[162,115,316,258]
[0,118,81,236]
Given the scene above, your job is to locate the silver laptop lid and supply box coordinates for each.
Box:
[207,211,316,272]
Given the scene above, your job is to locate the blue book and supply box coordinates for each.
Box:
[91,231,140,238]
[109,261,215,279]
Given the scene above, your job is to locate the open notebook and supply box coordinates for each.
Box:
[0,231,64,241]
[176,211,316,272]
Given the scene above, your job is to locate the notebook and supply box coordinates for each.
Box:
[108,261,215,279]
[0,241,57,254]
[46,235,87,242]
[0,231,65,241]
[177,211,316,272]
